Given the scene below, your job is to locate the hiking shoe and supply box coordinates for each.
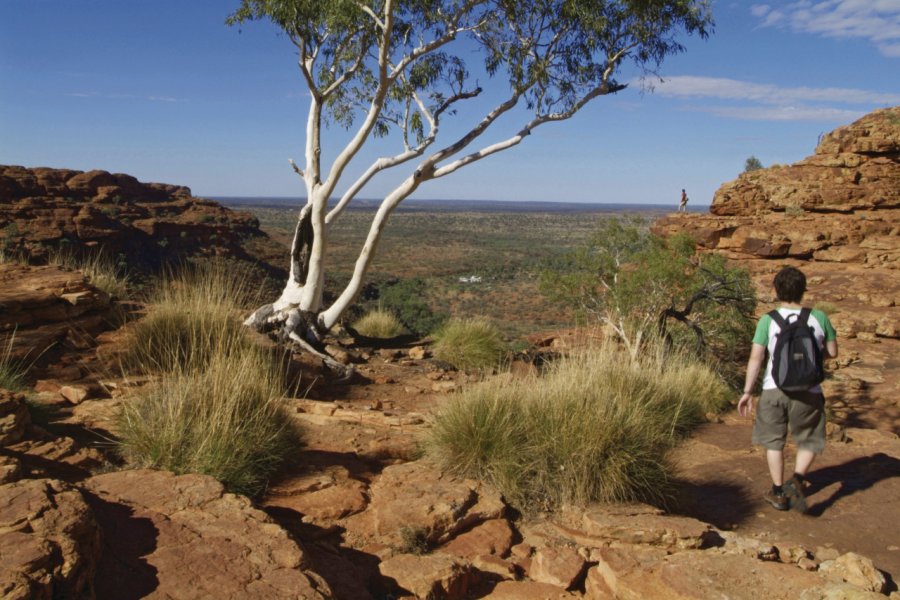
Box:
[763,490,789,511]
[784,476,808,514]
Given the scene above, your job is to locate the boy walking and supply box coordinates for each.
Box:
[738,266,838,512]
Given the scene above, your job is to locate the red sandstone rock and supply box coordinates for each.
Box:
[379,553,473,599]
[483,580,578,599]
[441,518,515,559]
[83,469,332,599]
[0,165,285,277]
[0,478,100,600]
[368,460,506,547]
[528,546,586,590]
[0,391,31,446]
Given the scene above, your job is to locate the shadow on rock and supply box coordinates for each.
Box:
[82,491,160,600]
[805,452,900,517]
[262,504,385,600]
[669,479,756,530]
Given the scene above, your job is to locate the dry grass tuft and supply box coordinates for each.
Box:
[427,337,729,511]
[352,308,406,338]
[117,346,299,496]
[48,248,130,299]
[432,317,506,371]
[116,261,300,496]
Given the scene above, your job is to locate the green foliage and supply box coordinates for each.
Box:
[228,0,712,137]
[540,217,756,381]
[428,339,730,511]
[432,317,506,371]
[744,155,764,172]
[352,307,406,338]
[378,277,447,337]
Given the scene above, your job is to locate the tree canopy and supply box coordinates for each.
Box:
[231,0,714,362]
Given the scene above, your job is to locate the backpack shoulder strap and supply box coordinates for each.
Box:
[768,309,788,329]
[799,307,812,325]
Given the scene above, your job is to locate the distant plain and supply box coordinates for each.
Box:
[223,200,674,340]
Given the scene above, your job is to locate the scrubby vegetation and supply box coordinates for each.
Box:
[432,317,507,371]
[116,262,299,496]
[540,217,756,385]
[352,307,406,338]
[428,339,730,511]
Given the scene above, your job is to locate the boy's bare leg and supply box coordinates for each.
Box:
[766,449,784,486]
[794,449,816,477]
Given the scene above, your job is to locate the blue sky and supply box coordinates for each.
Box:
[1,1,899,207]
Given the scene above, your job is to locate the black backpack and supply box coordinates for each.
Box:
[768,308,825,392]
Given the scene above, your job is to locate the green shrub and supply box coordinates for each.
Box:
[814,301,839,315]
[116,346,299,496]
[432,317,506,371]
[428,339,729,511]
[352,308,406,338]
[379,277,446,336]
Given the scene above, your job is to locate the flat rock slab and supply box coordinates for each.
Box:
[594,546,833,600]
[83,469,332,599]
[368,460,505,547]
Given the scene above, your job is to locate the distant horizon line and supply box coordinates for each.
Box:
[212,196,709,212]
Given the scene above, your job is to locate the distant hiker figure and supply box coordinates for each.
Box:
[737,266,838,514]
[678,189,688,212]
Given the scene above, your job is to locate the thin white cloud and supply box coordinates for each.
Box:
[644,75,898,122]
[653,76,900,105]
[696,104,866,121]
[750,1,900,57]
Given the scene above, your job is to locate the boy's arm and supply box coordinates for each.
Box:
[825,339,838,359]
[738,343,766,417]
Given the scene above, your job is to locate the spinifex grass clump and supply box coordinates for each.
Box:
[432,317,506,371]
[48,247,130,299]
[0,332,28,391]
[117,261,300,496]
[117,347,298,496]
[123,262,257,374]
[352,307,406,338]
[428,338,729,511]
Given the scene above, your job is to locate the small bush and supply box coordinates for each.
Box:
[432,317,506,371]
[352,308,406,338]
[427,339,729,511]
[116,346,299,496]
[379,277,446,336]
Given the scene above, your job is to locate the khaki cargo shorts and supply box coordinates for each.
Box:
[752,388,826,454]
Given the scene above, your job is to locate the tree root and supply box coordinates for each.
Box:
[244,304,356,382]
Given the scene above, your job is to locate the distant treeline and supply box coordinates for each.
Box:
[213,197,678,214]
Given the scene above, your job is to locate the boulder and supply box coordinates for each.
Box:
[819,552,887,594]
[368,460,505,547]
[379,553,473,599]
[528,546,586,590]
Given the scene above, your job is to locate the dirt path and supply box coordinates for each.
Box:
[671,413,900,581]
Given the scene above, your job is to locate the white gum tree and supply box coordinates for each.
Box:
[230,0,711,365]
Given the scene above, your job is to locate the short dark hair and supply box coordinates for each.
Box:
[774,266,806,302]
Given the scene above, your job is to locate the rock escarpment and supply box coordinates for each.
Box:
[653,106,899,431]
[0,165,284,275]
